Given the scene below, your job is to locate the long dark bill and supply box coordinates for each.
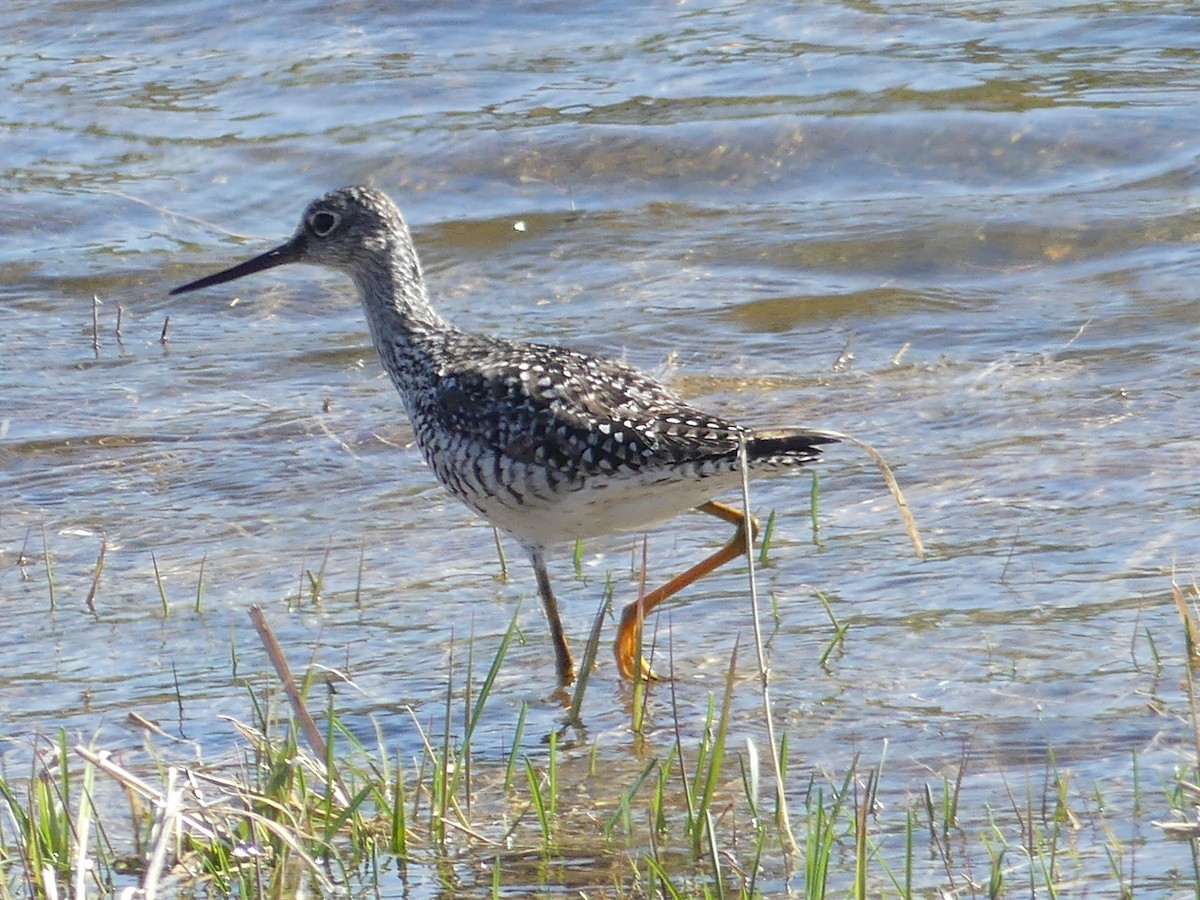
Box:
[169,235,306,295]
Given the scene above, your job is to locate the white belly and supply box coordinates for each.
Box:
[477,466,744,549]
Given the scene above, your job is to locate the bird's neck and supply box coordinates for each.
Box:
[353,251,450,353]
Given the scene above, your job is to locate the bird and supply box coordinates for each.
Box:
[170,185,836,685]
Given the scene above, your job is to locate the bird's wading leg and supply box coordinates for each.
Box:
[614,500,760,680]
[529,547,576,684]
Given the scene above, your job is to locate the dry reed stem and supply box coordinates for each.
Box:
[809,427,925,558]
[71,762,95,899]
[73,746,217,841]
[248,605,350,806]
[140,767,181,897]
[737,438,798,857]
[1171,581,1200,666]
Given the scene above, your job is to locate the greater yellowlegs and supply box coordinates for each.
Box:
[171,186,836,684]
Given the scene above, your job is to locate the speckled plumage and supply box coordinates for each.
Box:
[172,185,836,684]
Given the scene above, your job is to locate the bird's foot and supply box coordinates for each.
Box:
[613,611,660,682]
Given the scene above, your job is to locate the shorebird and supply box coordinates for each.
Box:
[171,186,836,684]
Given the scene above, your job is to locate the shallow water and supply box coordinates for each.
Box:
[3,0,1200,893]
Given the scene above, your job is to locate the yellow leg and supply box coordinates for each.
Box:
[613,500,760,680]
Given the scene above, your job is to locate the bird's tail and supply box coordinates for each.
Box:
[746,428,839,466]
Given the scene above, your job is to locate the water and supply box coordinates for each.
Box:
[3,0,1199,893]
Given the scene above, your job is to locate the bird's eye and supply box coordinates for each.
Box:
[308,211,340,237]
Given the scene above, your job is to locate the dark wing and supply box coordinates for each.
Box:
[430,336,751,477]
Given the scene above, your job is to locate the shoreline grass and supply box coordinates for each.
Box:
[1,587,1198,898]
[2,507,1198,896]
